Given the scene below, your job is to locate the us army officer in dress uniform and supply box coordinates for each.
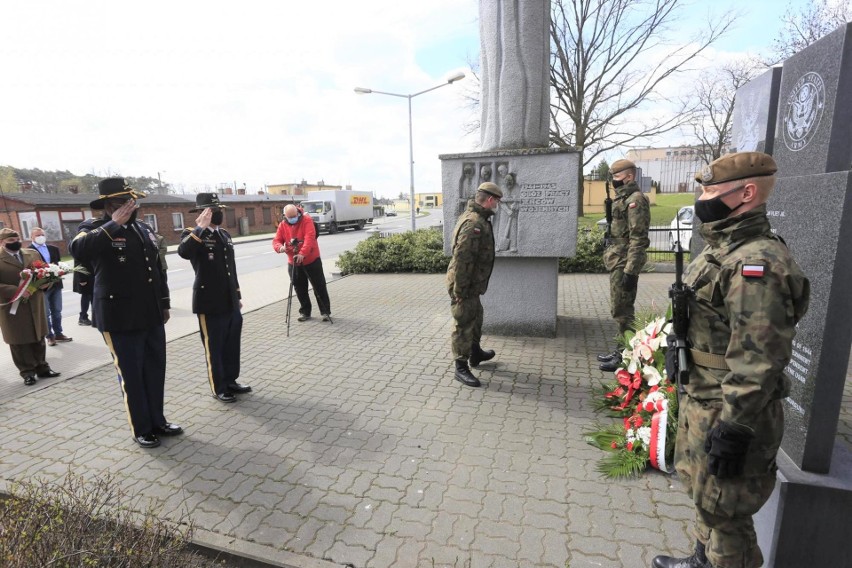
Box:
[446,182,501,388]
[177,193,251,403]
[653,153,810,568]
[598,158,651,372]
[70,178,182,449]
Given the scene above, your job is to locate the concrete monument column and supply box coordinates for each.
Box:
[442,0,580,338]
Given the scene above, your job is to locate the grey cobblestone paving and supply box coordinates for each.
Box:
[0,272,849,568]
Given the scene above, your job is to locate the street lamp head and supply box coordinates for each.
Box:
[354,87,372,94]
[447,72,466,84]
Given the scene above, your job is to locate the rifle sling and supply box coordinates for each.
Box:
[689,348,730,370]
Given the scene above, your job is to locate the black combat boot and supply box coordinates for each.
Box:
[599,351,623,372]
[596,349,621,362]
[469,343,496,368]
[652,540,712,568]
[454,359,481,387]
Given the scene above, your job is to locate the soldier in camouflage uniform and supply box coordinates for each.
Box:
[598,159,651,372]
[446,182,502,388]
[653,152,810,568]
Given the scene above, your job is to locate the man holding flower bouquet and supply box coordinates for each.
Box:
[0,228,61,386]
[28,227,73,346]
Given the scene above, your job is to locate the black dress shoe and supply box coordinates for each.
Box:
[227,382,252,394]
[134,433,160,448]
[37,369,61,378]
[78,317,92,326]
[599,354,623,372]
[596,350,621,362]
[23,375,36,386]
[215,392,237,403]
[153,422,183,436]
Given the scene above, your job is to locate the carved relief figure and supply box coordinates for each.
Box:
[495,163,519,252]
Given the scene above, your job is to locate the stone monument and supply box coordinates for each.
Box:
[441,0,580,337]
[727,22,852,567]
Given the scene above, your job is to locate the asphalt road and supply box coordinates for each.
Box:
[59,210,445,302]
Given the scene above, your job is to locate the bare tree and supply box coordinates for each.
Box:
[460,54,481,138]
[549,0,734,214]
[689,60,763,165]
[762,0,852,65]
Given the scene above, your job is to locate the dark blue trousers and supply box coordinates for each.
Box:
[198,307,243,395]
[44,286,63,337]
[102,325,167,438]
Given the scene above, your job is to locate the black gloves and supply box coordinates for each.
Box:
[621,272,639,291]
[704,421,754,478]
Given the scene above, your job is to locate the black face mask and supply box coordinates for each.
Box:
[611,178,625,189]
[4,241,22,252]
[211,210,224,225]
[694,185,746,223]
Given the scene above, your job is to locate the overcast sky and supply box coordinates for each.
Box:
[0,0,823,198]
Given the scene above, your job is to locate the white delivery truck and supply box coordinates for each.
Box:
[300,190,374,234]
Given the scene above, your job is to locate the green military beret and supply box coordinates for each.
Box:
[610,159,636,175]
[477,182,503,199]
[696,152,777,186]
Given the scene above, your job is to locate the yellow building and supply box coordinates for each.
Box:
[582,179,657,215]
[415,193,442,208]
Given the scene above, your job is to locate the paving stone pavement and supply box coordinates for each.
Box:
[1,272,850,568]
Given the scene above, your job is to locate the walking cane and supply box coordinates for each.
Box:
[285,239,301,337]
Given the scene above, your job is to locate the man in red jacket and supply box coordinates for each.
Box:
[272,204,331,321]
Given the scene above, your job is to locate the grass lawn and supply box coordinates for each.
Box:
[578,192,694,229]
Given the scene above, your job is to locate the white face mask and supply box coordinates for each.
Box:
[34,236,47,245]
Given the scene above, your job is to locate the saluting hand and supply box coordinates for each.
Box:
[111,199,137,225]
[196,208,212,230]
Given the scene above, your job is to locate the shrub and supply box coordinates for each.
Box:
[559,226,607,273]
[337,225,611,275]
[0,470,219,567]
[337,227,450,274]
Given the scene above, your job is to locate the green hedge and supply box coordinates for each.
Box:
[336,225,609,275]
[337,227,450,274]
[559,227,607,273]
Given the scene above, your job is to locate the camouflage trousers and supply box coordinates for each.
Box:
[675,396,783,568]
[450,296,483,360]
[609,266,637,334]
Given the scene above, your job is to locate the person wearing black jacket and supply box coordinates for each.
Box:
[70,177,181,449]
[28,227,73,346]
[177,193,251,403]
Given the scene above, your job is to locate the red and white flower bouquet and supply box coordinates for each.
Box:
[585,313,680,478]
[7,260,84,315]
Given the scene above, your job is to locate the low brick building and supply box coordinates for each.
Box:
[0,192,300,255]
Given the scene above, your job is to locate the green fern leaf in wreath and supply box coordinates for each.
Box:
[595,450,649,479]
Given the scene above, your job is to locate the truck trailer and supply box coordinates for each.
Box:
[300,190,374,234]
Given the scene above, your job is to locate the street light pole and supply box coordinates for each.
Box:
[355,71,465,232]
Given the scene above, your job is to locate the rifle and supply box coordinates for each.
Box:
[603,175,613,247]
[668,215,691,389]
[285,238,301,337]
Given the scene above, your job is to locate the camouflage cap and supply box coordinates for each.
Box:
[477,182,503,199]
[696,152,777,186]
[610,159,636,175]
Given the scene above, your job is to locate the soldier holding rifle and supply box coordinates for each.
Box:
[598,159,650,372]
[653,152,810,568]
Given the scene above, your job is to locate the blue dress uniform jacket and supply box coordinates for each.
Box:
[177,227,241,314]
[69,218,170,332]
[69,216,173,441]
[177,225,243,397]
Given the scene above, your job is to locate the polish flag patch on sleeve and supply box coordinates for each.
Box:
[742,263,765,278]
